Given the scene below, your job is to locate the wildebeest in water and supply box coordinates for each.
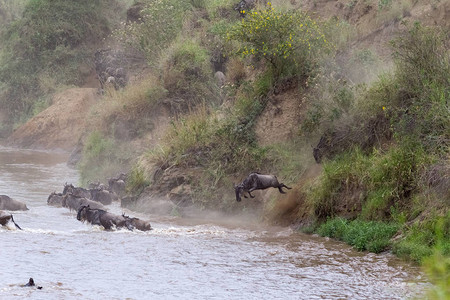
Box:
[0,210,22,230]
[234,173,292,202]
[0,195,28,211]
[77,205,132,231]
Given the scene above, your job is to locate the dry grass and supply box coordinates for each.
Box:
[225,57,247,85]
[375,0,413,26]
[88,74,165,131]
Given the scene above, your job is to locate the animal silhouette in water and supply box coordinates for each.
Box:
[21,278,42,289]
[77,205,133,231]
[234,173,291,202]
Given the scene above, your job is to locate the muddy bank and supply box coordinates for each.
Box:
[7,88,99,151]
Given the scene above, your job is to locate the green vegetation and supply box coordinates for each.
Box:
[317,218,400,253]
[79,131,130,186]
[304,23,449,263]
[109,1,333,210]
[227,2,332,79]
[113,0,192,65]
[126,165,150,195]
[0,0,123,131]
[161,38,219,108]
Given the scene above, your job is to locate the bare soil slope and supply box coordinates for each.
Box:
[7,88,99,151]
[255,87,306,146]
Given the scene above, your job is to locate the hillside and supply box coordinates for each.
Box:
[1,1,448,278]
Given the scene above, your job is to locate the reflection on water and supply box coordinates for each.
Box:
[0,147,428,299]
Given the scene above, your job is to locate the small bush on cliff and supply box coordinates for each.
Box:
[161,38,220,109]
[227,3,332,79]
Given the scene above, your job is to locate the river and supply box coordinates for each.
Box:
[0,146,428,299]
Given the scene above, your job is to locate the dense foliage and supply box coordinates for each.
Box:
[0,0,118,128]
[306,23,449,263]
[227,2,331,78]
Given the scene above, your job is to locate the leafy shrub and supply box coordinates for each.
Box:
[307,148,370,219]
[378,0,393,10]
[361,143,430,219]
[316,217,348,239]
[381,24,448,154]
[227,3,332,78]
[113,0,192,65]
[161,38,219,108]
[308,141,431,221]
[393,213,450,263]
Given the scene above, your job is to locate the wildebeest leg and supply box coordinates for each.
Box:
[100,218,114,230]
[11,215,22,230]
[281,184,292,189]
[125,221,134,231]
[247,191,255,198]
[278,184,292,194]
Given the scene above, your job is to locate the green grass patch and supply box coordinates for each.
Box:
[393,213,450,263]
[161,37,220,109]
[126,165,150,195]
[79,131,131,186]
[307,148,370,219]
[317,217,400,253]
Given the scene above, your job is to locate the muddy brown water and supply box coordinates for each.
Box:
[0,146,428,299]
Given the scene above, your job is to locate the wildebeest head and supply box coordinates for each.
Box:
[76,205,89,221]
[234,184,244,202]
[63,183,73,195]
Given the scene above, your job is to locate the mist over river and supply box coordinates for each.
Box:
[0,146,428,299]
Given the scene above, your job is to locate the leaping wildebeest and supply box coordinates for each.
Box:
[234,173,291,202]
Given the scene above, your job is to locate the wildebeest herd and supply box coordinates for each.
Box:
[1,173,152,232]
[2,172,291,231]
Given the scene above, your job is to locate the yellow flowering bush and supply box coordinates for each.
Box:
[227,3,332,77]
